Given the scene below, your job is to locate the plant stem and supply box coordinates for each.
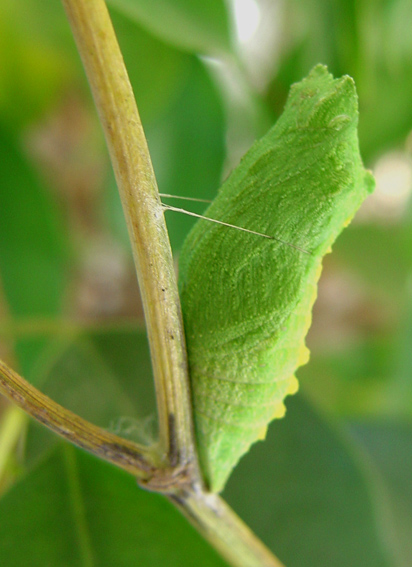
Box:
[61,0,197,473]
[0,359,158,479]
[0,353,286,565]
[55,2,287,566]
[171,490,285,567]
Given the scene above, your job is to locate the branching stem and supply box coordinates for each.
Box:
[61,0,197,473]
[171,490,285,567]
[0,359,158,478]
[0,1,287,565]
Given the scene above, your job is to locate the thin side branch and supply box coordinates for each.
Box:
[61,0,198,475]
[0,359,158,479]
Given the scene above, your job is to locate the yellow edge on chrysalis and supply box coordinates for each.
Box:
[287,375,299,395]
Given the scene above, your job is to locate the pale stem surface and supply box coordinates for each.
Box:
[0,357,286,566]
[0,360,158,478]
[61,0,196,472]
[18,1,290,566]
[171,491,285,567]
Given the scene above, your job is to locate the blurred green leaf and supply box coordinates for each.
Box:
[269,0,412,161]
[287,0,360,77]
[0,128,67,319]
[25,328,157,465]
[0,444,228,566]
[380,283,412,417]
[2,0,74,52]
[350,421,412,567]
[223,395,394,567]
[359,70,412,161]
[0,127,69,379]
[333,224,411,302]
[108,0,233,56]
[2,0,223,129]
[300,335,397,417]
[0,2,73,128]
[90,328,156,420]
[110,8,192,124]
[297,211,412,419]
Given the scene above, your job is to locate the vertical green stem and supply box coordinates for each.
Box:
[0,359,158,478]
[58,2,287,566]
[61,0,198,474]
[171,491,285,567]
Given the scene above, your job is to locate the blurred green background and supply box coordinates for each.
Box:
[0,0,412,566]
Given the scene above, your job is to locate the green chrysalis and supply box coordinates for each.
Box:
[178,65,374,492]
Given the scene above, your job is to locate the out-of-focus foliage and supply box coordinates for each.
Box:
[108,0,233,55]
[269,0,412,161]
[0,444,228,567]
[0,0,411,565]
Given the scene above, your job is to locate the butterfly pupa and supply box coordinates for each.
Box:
[178,65,374,492]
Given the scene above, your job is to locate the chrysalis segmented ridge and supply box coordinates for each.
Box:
[178,65,375,492]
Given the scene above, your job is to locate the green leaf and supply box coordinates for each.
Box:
[0,128,67,318]
[108,0,233,56]
[1,0,203,127]
[0,127,69,378]
[90,329,157,421]
[110,8,191,124]
[0,1,73,129]
[271,0,412,160]
[0,444,228,566]
[388,290,412,416]
[350,421,412,566]
[223,396,394,567]
[179,65,374,491]
[332,223,411,301]
[24,328,157,465]
[299,335,396,418]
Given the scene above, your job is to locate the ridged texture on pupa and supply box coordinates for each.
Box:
[179,65,374,492]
